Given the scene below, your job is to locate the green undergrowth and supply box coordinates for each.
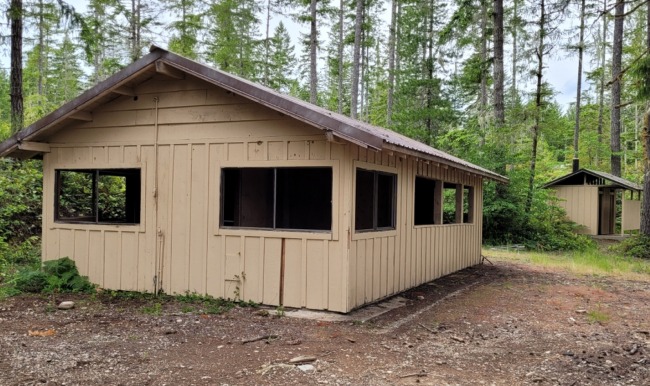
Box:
[103,290,258,316]
[613,235,650,259]
[486,247,650,280]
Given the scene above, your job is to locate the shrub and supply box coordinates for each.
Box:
[482,170,595,251]
[615,235,650,259]
[42,257,95,293]
[13,269,49,293]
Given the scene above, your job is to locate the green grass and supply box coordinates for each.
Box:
[486,248,650,280]
[587,308,610,324]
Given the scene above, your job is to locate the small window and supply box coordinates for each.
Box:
[221,167,332,231]
[443,183,460,224]
[463,186,474,223]
[414,177,437,225]
[56,169,141,224]
[355,169,396,231]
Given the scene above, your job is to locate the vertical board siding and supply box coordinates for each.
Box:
[41,73,486,313]
[552,186,599,235]
[348,145,485,310]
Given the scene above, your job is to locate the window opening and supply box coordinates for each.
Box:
[56,169,141,224]
[355,169,396,231]
[414,177,436,225]
[221,167,332,231]
[443,183,459,224]
[463,186,474,223]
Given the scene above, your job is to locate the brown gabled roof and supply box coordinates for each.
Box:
[0,46,507,183]
[543,169,642,191]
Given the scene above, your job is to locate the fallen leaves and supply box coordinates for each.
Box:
[28,329,56,337]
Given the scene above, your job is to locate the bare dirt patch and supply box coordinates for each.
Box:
[1,261,649,385]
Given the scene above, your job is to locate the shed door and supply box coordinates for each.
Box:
[598,188,615,235]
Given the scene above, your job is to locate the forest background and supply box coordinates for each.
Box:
[0,0,649,258]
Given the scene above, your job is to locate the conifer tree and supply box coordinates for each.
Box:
[205,0,260,79]
[267,22,298,93]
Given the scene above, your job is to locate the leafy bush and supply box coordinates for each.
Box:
[614,235,650,259]
[42,257,95,293]
[482,169,595,251]
[4,257,94,295]
[0,159,43,243]
[14,269,49,293]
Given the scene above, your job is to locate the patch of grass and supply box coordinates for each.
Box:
[486,248,650,281]
[142,302,162,315]
[181,305,194,313]
[587,307,610,324]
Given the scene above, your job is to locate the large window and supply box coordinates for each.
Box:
[414,176,438,225]
[56,169,141,224]
[355,169,396,231]
[221,167,332,231]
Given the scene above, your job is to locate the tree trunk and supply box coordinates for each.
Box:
[611,0,624,177]
[526,0,545,212]
[573,0,586,171]
[264,0,272,86]
[479,0,488,138]
[511,0,518,105]
[640,1,650,236]
[338,0,344,114]
[425,0,434,144]
[597,0,608,167]
[10,0,23,134]
[350,0,363,119]
[387,0,397,126]
[493,0,504,127]
[642,107,650,235]
[309,0,318,105]
[37,0,44,96]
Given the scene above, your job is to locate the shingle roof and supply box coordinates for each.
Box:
[0,46,507,183]
[544,169,643,191]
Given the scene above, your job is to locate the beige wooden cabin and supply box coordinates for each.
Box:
[0,47,506,313]
[544,169,643,236]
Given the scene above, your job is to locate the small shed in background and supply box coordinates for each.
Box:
[544,169,643,236]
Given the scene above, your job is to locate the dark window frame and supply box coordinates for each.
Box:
[54,168,142,225]
[220,167,333,232]
[355,168,397,232]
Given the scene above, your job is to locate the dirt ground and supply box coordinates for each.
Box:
[1,259,649,386]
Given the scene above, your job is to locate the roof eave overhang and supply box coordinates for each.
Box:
[382,143,509,183]
[0,51,164,158]
[543,169,642,191]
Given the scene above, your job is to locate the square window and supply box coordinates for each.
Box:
[56,169,141,224]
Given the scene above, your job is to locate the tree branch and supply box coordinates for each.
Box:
[606,47,650,86]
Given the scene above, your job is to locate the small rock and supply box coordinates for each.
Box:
[576,309,587,314]
[289,355,317,364]
[298,364,315,373]
[57,301,75,310]
[450,336,465,343]
[417,296,424,300]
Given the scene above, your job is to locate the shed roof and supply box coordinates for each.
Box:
[0,46,507,183]
[543,168,642,191]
